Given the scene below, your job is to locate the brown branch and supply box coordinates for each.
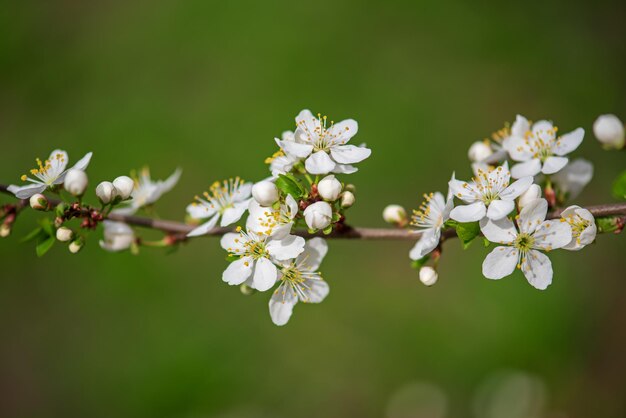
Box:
[2,183,626,241]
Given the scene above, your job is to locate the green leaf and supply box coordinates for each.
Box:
[276,174,305,199]
[596,216,621,233]
[612,170,626,200]
[36,236,55,257]
[21,227,45,243]
[455,221,481,248]
[38,218,54,236]
[411,255,430,270]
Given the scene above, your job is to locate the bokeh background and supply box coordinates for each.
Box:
[1,1,625,417]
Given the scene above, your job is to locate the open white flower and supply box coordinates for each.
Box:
[8,149,93,199]
[449,163,533,222]
[560,205,596,251]
[503,116,584,178]
[275,109,371,175]
[247,193,299,239]
[220,227,305,292]
[186,177,252,237]
[269,237,329,326]
[100,221,135,252]
[409,184,454,260]
[551,158,593,200]
[480,198,572,290]
[267,131,300,177]
[114,167,182,215]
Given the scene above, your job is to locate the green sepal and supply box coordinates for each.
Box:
[411,255,430,271]
[483,237,492,248]
[322,225,333,235]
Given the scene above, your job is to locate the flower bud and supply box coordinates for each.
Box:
[517,184,542,210]
[0,224,11,237]
[56,226,74,242]
[340,191,355,208]
[383,204,407,226]
[593,114,625,149]
[468,141,493,162]
[96,181,116,204]
[112,176,134,200]
[240,284,256,295]
[252,181,279,206]
[29,193,48,211]
[317,175,342,201]
[69,238,84,254]
[303,201,333,230]
[63,169,88,196]
[419,266,438,286]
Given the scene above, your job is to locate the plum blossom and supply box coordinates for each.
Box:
[269,238,329,326]
[267,131,300,177]
[449,163,533,222]
[409,182,454,260]
[8,149,93,199]
[220,227,305,292]
[275,109,371,175]
[480,199,572,290]
[503,116,584,178]
[100,221,135,252]
[186,177,252,237]
[560,205,596,251]
[114,167,181,215]
[247,194,299,239]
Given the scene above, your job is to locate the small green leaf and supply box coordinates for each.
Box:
[596,216,621,233]
[411,255,430,270]
[612,170,626,200]
[38,218,54,237]
[36,236,55,257]
[276,174,305,199]
[21,227,45,243]
[455,221,480,248]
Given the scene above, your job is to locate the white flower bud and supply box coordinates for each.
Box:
[112,176,134,200]
[56,226,74,242]
[468,141,493,162]
[383,204,407,225]
[340,191,355,208]
[96,181,116,204]
[303,201,333,230]
[100,221,135,252]
[419,266,438,286]
[63,169,88,196]
[29,193,48,211]
[69,239,84,254]
[0,224,11,237]
[252,181,279,206]
[517,184,542,210]
[593,114,624,149]
[317,175,342,201]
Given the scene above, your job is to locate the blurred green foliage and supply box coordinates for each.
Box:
[1,1,625,417]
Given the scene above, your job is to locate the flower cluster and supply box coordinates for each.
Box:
[186,109,370,325]
[392,114,602,290]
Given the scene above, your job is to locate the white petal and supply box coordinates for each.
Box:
[482,246,519,280]
[332,164,358,174]
[70,151,93,171]
[305,151,336,175]
[532,120,555,141]
[511,114,530,137]
[220,232,245,253]
[480,217,517,244]
[232,183,253,202]
[328,118,358,141]
[269,284,297,326]
[518,198,548,235]
[541,156,568,175]
[521,250,552,290]
[160,168,182,194]
[532,220,572,250]
[267,234,305,261]
[222,256,254,286]
[186,214,219,237]
[503,136,533,162]
[449,202,487,223]
[499,176,533,200]
[553,128,584,156]
[301,278,329,303]
[7,183,47,199]
[186,202,216,219]
[511,159,541,178]
[551,159,593,200]
[252,257,278,291]
[47,149,69,177]
[296,237,328,271]
[220,201,249,226]
[295,109,320,140]
[276,138,314,158]
[285,194,299,219]
[448,179,479,203]
[409,229,440,260]
[486,199,515,220]
[330,144,371,164]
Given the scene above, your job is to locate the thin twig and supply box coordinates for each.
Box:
[2,183,626,241]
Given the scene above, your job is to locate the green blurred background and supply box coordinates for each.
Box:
[1,1,625,417]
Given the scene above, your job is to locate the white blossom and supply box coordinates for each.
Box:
[8,149,92,199]
[252,181,279,206]
[409,182,454,260]
[480,198,572,290]
[112,176,134,200]
[468,141,493,162]
[29,193,48,211]
[267,131,300,177]
[551,159,593,200]
[114,167,181,215]
[560,205,596,251]
[100,221,135,252]
[96,181,116,204]
[220,227,305,292]
[340,191,355,208]
[63,169,88,196]
[419,266,438,286]
[383,204,407,225]
[269,238,329,326]
[275,109,371,175]
[503,116,584,178]
[449,163,533,222]
[317,175,342,201]
[247,194,299,239]
[303,201,333,230]
[186,177,252,237]
[56,227,74,242]
[517,184,542,210]
[593,114,624,149]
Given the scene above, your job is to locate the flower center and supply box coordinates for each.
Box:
[514,233,535,252]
